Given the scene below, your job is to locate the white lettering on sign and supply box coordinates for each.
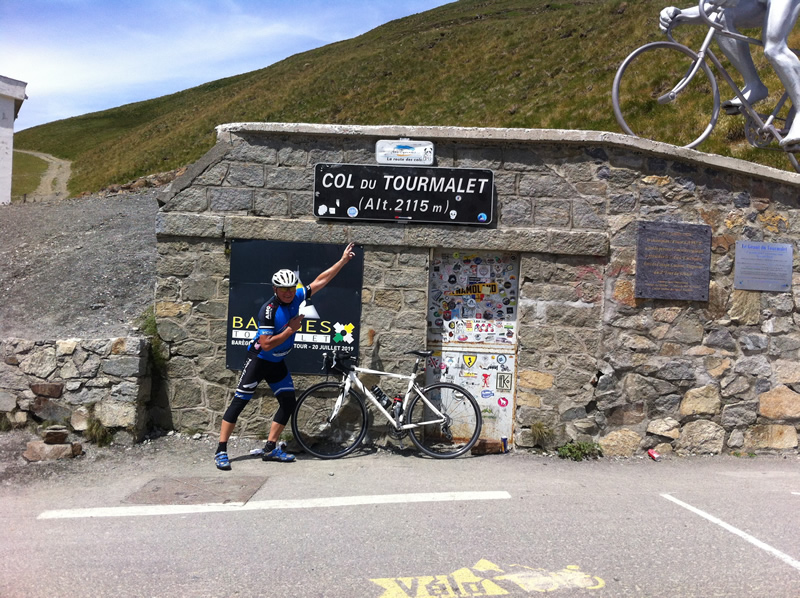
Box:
[381,174,490,194]
[321,173,356,189]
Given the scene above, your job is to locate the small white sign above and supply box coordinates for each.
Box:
[376,139,434,165]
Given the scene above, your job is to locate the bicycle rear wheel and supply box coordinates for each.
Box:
[406,383,482,458]
[292,382,368,459]
[613,41,719,148]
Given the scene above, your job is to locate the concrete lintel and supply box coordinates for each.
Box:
[215,122,800,188]
[0,75,28,119]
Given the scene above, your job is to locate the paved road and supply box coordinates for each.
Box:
[1,445,799,597]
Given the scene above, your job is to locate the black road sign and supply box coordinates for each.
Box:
[314,163,494,225]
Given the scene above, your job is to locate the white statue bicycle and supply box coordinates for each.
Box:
[612,0,800,171]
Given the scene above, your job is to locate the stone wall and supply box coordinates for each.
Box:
[154,123,800,455]
[0,337,151,442]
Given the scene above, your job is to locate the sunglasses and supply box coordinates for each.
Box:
[276,286,295,292]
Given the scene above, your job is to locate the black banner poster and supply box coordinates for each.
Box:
[313,163,494,225]
[226,240,363,373]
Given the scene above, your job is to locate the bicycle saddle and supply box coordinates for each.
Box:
[406,350,434,357]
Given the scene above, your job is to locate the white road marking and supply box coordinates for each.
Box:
[38,490,511,520]
[661,493,800,572]
[792,492,800,496]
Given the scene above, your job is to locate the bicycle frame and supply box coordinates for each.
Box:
[330,359,449,431]
[666,0,797,154]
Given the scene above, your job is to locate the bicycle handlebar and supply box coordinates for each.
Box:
[696,0,763,46]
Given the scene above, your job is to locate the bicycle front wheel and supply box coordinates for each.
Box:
[292,382,368,459]
[613,41,719,149]
[406,383,482,458]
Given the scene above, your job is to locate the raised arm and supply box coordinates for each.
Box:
[308,243,356,296]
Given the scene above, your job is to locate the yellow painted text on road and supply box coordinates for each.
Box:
[371,559,605,597]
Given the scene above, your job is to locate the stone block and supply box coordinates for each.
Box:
[515,391,542,408]
[30,382,64,398]
[102,356,145,378]
[728,289,761,325]
[680,385,721,418]
[55,340,78,356]
[223,163,264,187]
[721,402,758,428]
[646,417,680,439]
[598,429,641,457]
[758,385,800,420]
[31,397,71,424]
[774,360,800,385]
[156,213,224,238]
[8,411,27,425]
[606,403,645,426]
[254,190,289,217]
[71,407,90,431]
[209,187,253,211]
[162,187,207,212]
[155,301,192,318]
[23,441,76,462]
[517,370,554,390]
[0,390,16,412]
[19,348,57,379]
[744,424,798,450]
[677,420,725,454]
[43,426,69,444]
[95,400,137,428]
[548,230,609,256]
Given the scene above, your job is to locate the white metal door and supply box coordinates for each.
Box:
[425,250,520,445]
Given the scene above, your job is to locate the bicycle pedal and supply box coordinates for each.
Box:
[723,104,743,115]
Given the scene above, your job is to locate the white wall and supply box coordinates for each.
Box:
[0,76,28,205]
[0,95,14,205]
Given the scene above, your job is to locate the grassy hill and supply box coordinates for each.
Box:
[13,0,800,195]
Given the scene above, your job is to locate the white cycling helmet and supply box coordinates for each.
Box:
[272,269,298,287]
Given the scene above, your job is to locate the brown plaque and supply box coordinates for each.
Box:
[635,221,711,301]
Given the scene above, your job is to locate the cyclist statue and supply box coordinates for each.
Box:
[660,0,800,147]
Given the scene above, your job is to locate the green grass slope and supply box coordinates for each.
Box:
[13,0,799,195]
[11,151,49,201]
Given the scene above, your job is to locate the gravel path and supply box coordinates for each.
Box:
[14,150,71,201]
[0,189,159,340]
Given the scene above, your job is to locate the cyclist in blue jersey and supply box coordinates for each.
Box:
[215,243,356,470]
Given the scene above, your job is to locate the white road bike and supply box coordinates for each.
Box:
[291,349,482,459]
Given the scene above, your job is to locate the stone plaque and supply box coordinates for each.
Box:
[635,221,711,301]
[734,241,793,292]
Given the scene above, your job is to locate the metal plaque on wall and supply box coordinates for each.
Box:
[734,241,793,291]
[375,139,434,165]
[635,221,712,301]
[313,163,494,225]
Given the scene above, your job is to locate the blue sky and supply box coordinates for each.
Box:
[2,0,452,131]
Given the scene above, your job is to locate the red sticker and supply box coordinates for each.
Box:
[498,397,509,407]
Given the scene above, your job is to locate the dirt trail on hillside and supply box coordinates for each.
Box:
[15,150,71,201]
